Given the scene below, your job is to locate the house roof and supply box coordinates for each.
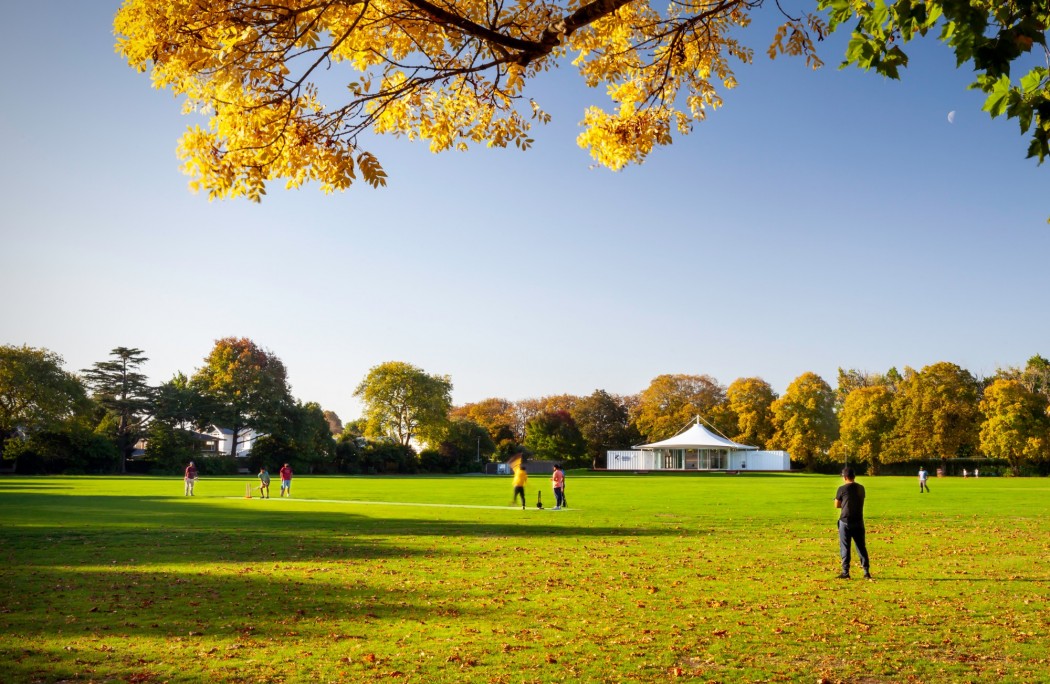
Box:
[637,421,757,451]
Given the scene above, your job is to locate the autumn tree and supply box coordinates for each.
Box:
[81,347,154,472]
[323,409,344,436]
[572,389,641,468]
[113,0,832,200]
[354,361,452,447]
[979,379,1049,476]
[115,0,1050,201]
[451,397,518,445]
[633,374,728,442]
[996,355,1050,409]
[834,367,901,412]
[0,345,89,459]
[725,377,777,448]
[538,394,583,414]
[769,372,837,471]
[891,362,980,470]
[510,398,547,442]
[190,338,294,457]
[836,385,896,474]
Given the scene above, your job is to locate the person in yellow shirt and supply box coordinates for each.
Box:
[511,463,528,509]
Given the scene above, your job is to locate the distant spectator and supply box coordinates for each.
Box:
[184,461,198,496]
[919,466,930,493]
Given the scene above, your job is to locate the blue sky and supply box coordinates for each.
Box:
[2,1,1047,423]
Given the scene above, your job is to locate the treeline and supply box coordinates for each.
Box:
[2,340,1049,476]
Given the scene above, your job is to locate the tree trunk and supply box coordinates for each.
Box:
[118,413,129,473]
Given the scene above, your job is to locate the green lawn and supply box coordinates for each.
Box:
[2,473,1048,683]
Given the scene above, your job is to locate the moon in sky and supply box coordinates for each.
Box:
[948,110,956,124]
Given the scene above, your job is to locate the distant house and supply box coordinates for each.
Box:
[199,425,262,458]
[131,429,221,460]
[131,425,261,460]
[606,418,791,472]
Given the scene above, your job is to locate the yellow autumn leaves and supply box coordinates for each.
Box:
[571,0,750,170]
[115,0,811,198]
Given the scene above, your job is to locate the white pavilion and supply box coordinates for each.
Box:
[606,418,790,471]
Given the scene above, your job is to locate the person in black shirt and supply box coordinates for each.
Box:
[834,467,871,580]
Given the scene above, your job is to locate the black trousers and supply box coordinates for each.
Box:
[838,519,869,575]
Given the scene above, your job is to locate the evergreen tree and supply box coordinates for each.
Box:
[81,347,153,472]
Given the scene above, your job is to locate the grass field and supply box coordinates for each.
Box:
[2,472,1049,683]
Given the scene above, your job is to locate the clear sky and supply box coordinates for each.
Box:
[2,1,1047,424]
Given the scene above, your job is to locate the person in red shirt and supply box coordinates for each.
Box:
[184,461,198,496]
[279,463,293,497]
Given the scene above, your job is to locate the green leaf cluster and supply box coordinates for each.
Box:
[821,0,1050,167]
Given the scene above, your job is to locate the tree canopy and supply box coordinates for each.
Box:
[524,409,587,466]
[153,372,208,431]
[572,389,640,468]
[0,345,89,457]
[114,0,1050,200]
[451,397,518,445]
[354,361,453,446]
[979,378,1049,476]
[190,337,294,456]
[725,376,777,448]
[633,373,727,441]
[891,362,980,466]
[82,347,153,471]
[769,371,837,470]
[822,0,1050,165]
[836,384,895,474]
[4,337,1049,474]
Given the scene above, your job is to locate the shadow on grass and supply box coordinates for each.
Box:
[4,491,612,667]
[5,492,679,547]
[0,482,77,491]
[0,561,449,636]
[0,557,473,683]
